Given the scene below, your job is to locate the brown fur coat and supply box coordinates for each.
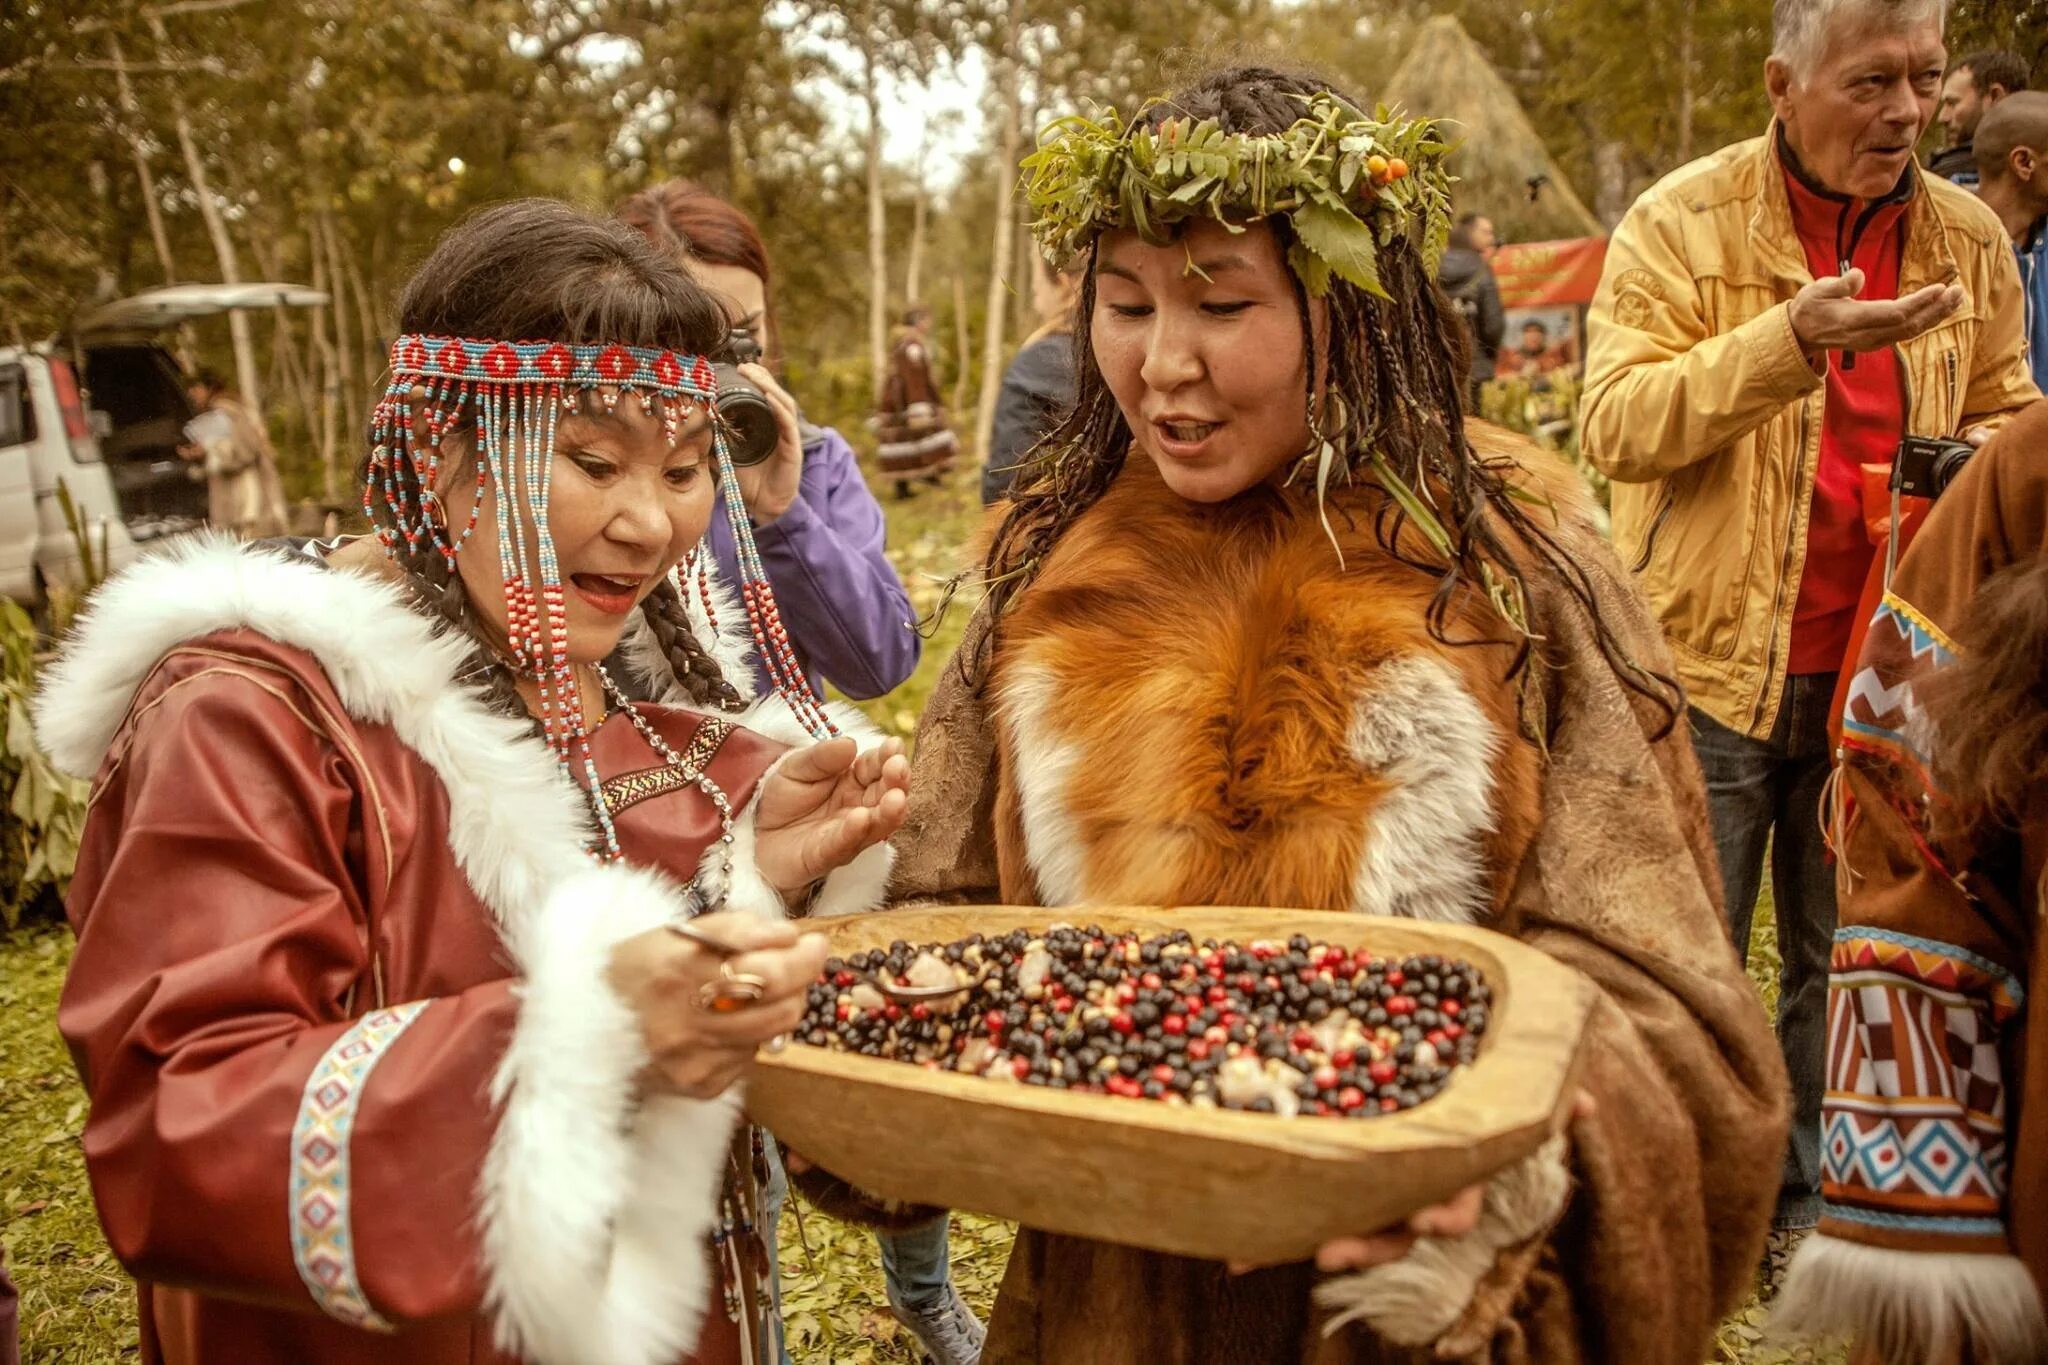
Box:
[873,430,1787,1363]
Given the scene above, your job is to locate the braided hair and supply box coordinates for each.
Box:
[979,66,1680,731]
[361,199,744,719]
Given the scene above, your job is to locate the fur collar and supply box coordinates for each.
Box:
[36,534,890,1364]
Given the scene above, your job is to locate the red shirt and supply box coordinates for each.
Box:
[1779,138,1912,676]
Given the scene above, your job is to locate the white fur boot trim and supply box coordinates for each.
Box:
[1316,1134,1571,1346]
[1770,1235,2048,1365]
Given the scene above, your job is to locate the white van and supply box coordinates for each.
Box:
[0,283,326,610]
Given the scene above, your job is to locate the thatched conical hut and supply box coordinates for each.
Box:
[1382,15,1603,242]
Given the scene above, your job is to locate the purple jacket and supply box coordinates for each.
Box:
[709,424,919,700]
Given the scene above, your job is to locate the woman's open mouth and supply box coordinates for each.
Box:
[569,572,644,616]
[1152,418,1223,458]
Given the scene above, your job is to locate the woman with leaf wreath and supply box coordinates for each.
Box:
[800,66,1788,1362]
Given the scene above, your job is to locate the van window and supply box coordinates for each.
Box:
[0,365,33,448]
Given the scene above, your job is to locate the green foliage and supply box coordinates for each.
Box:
[1024,94,1455,299]
[0,603,88,930]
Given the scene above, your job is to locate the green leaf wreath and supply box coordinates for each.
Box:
[1022,92,1457,301]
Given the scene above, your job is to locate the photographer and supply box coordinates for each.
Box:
[1582,0,2038,1281]
[616,180,920,702]
[614,183,978,1365]
[1774,398,2048,1363]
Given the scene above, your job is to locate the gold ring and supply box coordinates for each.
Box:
[698,964,769,1014]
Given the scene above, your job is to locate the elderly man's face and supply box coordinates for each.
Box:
[1768,13,1946,198]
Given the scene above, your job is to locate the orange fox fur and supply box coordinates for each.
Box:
[988,430,1559,921]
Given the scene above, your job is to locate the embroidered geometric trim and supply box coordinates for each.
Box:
[288,1000,432,1330]
[1832,927,2023,1017]
[1840,594,1958,777]
[1822,1204,2007,1238]
[600,715,732,815]
[388,334,720,398]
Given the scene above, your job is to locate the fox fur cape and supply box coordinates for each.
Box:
[822,427,1787,1363]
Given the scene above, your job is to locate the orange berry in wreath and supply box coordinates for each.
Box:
[1365,154,1389,182]
[1387,157,1410,181]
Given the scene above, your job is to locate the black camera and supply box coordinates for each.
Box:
[710,329,779,467]
[1891,435,1975,500]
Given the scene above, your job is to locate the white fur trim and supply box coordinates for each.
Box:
[1771,1236,2048,1365]
[1316,1134,1571,1345]
[480,864,733,1365]
[29,537,885,1365]
[1345,655,1499,924]
[997,663,1091,905]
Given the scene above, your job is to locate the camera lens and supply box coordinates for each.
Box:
[711,363,780,467]
[1929,444,1973,497]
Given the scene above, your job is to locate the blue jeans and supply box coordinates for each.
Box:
[1689,675,1837,1231]
[759,1136,955,1365]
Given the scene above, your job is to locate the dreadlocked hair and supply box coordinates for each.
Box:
[361,198,741,718]
[977,64,1680,733]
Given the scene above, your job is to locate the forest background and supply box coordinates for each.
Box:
[5,0,2041,496]
[2,1,2046,1361]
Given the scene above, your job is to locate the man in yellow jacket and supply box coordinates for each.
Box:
[1581,0,2039,1284]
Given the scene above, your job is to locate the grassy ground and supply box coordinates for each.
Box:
[0,460,1841,1362]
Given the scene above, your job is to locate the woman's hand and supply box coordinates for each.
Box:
[731,362,804,526]
[754,736,909,899]
[606,910,830,1099]
[1225,1186,1485,1277]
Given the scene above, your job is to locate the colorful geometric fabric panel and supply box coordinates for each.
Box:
[1840,593,1959,783]
[288,1000,432,1330]
[1821,928,2015,1244]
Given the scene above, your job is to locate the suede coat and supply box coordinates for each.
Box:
[882,430,1788,1364]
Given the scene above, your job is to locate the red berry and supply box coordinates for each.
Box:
[1292,1028,1317,1051]
[1237,973,1258,993]
[1314,1065,1340,1090]
[1353,947,1374,967]
[985,1010,1006,1032]
[1163,1015,1187,1036]
[910,1004,931,1021]
[1182,995,1205,1015]
[1152,1064,1176,1084]
[1440,999,1461,1017]
[1012,1056,1031,1078]
[1369,1060,1398,1085]
[1220,1011,1242,1029]
[1339,1087,1367,1111]
[836,1004,851,1021]
[1207,984,1229,1004]
[1314,1100,1334,1116]
[1187,1039,1211,1061]
[1116,982,1138,1005]
[1444,1023,1465,1040]
[1141,971,1164,991]
[1381,1097,1400,1112]
[1333,1050,1356,1068]
[834,971,856,987]
[1427,1029,1448,1047]
[1387,996,1416,1016]
[1386,969,1405,988]
[884,1004,901,1022]
[1112,1012,1136,1035]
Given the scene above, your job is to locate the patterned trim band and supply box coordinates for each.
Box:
[1833,927,2023,1016]
[289,1001,432,1330]
[601,715,732,815]
[388,334,720,398]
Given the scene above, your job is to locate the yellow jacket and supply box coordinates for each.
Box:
[1581,128,2039,738]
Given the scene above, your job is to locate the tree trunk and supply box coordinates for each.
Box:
[1592,139,1632,230]
[973,17,1023,461]
[317,206,359,498]
[1676,0,1696,164]
[107,35,177,287]
[906,124,929,307]
[861,35,889,399]
[150,13,262,412]
[951,269,972,415]
[307,211,342,500]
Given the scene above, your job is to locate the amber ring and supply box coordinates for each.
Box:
[698,964,769,1014]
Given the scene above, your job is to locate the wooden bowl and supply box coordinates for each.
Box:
[747,906,1596,1264]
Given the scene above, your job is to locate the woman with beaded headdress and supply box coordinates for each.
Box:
[37,200,906,1365]
[803,66,1790,1361]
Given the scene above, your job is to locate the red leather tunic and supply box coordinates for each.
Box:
[60,629,782,1364]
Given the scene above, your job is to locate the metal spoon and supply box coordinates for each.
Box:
[667,920,974,1004]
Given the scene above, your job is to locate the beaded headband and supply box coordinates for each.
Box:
[366,331,837,862]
